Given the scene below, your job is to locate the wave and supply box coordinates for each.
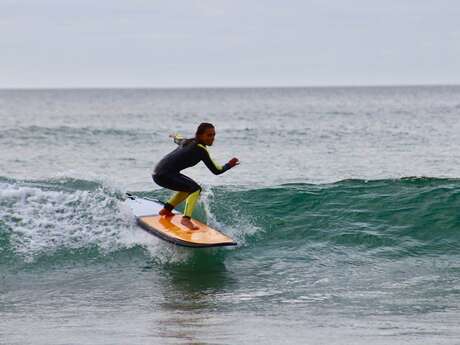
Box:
[1,176,459,268]
[226,177,460,256]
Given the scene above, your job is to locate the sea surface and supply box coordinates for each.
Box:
[1,86,460,344]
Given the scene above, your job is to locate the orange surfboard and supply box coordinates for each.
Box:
[124,193,236,248]
[138,215,236,248]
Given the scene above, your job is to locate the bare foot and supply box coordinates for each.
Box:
[181,217,199,230]
[159,208,174,217]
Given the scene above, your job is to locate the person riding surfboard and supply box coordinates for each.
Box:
[153,123,239,230]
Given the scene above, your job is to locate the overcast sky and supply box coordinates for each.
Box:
[1,0,459,88]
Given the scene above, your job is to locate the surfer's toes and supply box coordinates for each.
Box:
[159,208,174,217]
[181,217,199,230]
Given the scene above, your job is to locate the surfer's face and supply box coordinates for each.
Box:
[198,127,216,146]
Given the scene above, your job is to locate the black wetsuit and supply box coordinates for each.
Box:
[153,139,230,193]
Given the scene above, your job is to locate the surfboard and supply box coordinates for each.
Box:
[123,193,237,248]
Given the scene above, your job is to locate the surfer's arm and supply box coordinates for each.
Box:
[169,133,185,145]
[197,144,232,175]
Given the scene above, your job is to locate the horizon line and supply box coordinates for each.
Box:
[1,82,459,91]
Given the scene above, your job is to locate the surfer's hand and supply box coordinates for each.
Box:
[227,157,239,168]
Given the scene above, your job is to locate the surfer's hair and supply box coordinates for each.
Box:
[182,123,215,146]
[195,123,215,138]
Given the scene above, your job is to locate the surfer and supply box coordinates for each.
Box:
[153,123,239,230]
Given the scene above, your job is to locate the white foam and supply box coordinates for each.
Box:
[0,183,133,260]
[0,182,202,264]
[200,186,260,247]
[0,184,118,261]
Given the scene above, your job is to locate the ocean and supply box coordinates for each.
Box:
[1,86,460,344]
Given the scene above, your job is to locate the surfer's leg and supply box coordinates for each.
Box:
[168,174,201,212]
[168,175,202,230]
[153,174,176,216]
[153,173,201,223]
[166,191,189,208]
[160,192,187,216]
[184,189,201,218]
[180,189,201,230]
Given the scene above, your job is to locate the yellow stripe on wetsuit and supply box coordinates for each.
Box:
[197,144,224,172]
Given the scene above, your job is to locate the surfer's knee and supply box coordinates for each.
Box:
[190,184,201,194]
[189,188,201,198]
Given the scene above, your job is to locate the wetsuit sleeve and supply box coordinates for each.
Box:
[197,144,230,175]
